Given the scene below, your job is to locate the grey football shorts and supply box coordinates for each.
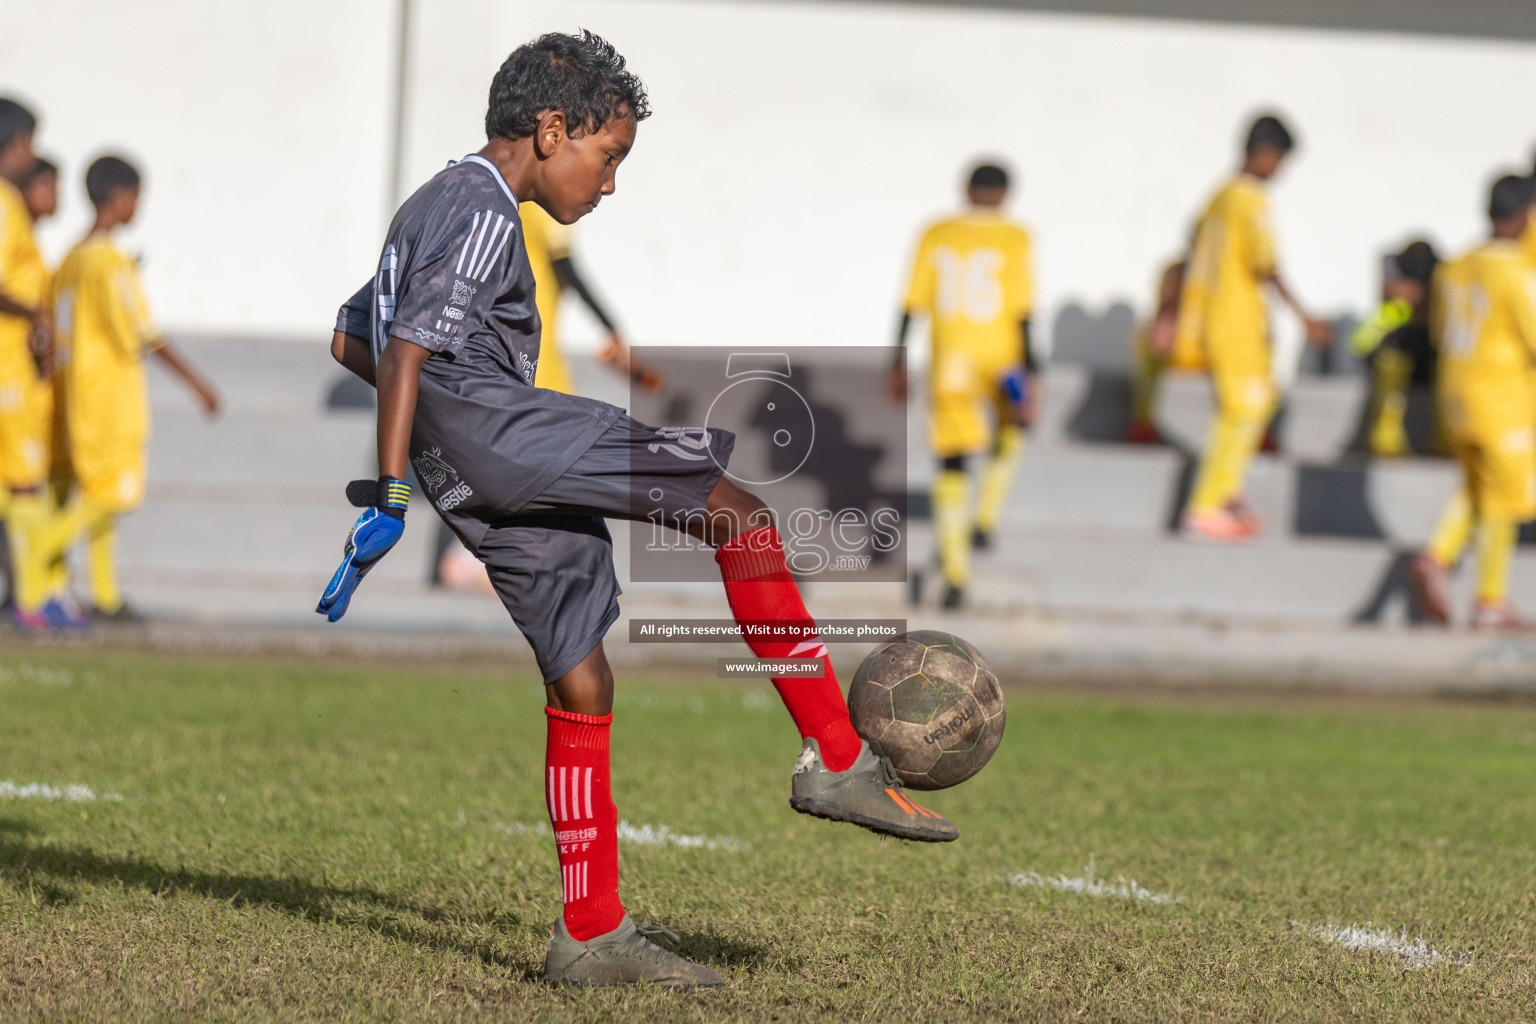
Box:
[439,414,735,683]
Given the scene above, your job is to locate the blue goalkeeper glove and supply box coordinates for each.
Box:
[316,476,411,622]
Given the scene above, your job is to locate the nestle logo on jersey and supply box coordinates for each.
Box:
[441,305,464,321]
[556,827,598,843]
[436,482,474,511]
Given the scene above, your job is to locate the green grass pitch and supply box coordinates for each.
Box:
[1,647,1534,1021]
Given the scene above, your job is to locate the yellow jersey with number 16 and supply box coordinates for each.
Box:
[904,210,1033,396]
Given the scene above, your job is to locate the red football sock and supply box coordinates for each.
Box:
[544,707,625,941]
[716,525,863,772]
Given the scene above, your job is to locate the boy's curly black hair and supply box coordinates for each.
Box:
[86,155,141,206]
[486,30,651,142]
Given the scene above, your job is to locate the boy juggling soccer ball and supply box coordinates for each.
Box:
[321,31,956,988]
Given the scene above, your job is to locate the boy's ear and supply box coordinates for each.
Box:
[534,111,568,159]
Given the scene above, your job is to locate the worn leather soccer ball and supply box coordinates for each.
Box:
[847,630,1006,790]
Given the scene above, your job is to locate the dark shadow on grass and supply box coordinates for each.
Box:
[0,834,543,977]
[670,930,782,973]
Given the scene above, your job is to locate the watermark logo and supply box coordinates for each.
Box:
[629,347,908,583]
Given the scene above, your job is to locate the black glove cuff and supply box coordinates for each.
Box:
[345,477,410,520]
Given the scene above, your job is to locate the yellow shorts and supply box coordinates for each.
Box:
[74,445,146,512]
[1167,331,1207,372]
[1211,372,1276,422]
[1453,426,1536,522]
[930,387,1014,459]
[0,374,48,490]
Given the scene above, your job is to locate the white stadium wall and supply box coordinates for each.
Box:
[0,0,400,341]
[3,0,1535,357]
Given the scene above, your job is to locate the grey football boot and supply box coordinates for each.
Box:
[543,914,727,988]
[789,738,959,842]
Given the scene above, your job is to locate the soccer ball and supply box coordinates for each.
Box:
[847,630,1005,790]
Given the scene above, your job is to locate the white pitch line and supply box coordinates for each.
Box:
[0,781,122,802]
[0,664,83,686]
[1310,922,1471,969]
[1006,864,1182,905]
[617,820,746,852]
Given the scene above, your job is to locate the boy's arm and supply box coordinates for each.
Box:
[332,279,377,385]
[374,338,431,480]
[891,233,935,401]
[315,330,424,624]
[1265,271,1333,345]
[150,340,220,416]
[331,331,376,385]
[0,290,44,322]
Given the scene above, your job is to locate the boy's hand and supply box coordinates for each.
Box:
[600,334,665,393]
[1304,316,1335,348]
[1149,311,1178,357]
[193,380,221,418]
[316,477,411,622]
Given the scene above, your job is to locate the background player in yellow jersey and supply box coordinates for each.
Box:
[1175,114,1333,542]
[436,199,660,591]
[1124,258,1186,444]
[38,155,219,622]
[891,162,1035,609]
[1408,174,1536,630]
[15,154,81,624]
[0,97,65,629]
[520,200,659,396]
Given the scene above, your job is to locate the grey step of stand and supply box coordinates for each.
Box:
[112,339,1532,647]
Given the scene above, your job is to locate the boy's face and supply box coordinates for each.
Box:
[110,184,141,225]
[536,111,636,225]
[1246,145,1286,180]
[0,131,35,182]
[966,185,1007,208]
[23,172,57,220]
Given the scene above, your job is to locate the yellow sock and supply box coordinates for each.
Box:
[87,515,122,613]
[36,499,101,573]
[1426,489,1475,567]
[42,478,73,598]
[1189,412,1263,514]
[976,426,1025,534]
[6,493,48,613]
[1368,350,1411,457]
[1476,517,1517,604]
[933,468,971,588]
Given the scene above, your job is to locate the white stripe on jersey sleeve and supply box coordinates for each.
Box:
[475,217,513,281]
[454,211,483,276]
[464,212,494,280]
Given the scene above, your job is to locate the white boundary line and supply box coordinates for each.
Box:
[1308,922,1472,969]
[0,781,122,802]
[1005,860,1183,905]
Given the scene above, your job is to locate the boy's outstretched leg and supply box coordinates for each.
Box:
[541,644,724,988]
[705,479,958,842]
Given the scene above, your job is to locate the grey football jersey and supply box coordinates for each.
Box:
[336,155,621,519]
